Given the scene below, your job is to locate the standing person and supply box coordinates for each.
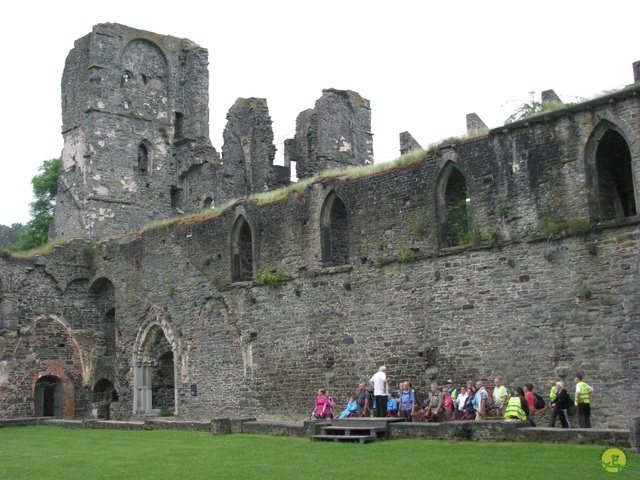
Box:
[446,379,458,404]
[516,386,536,426]
[398,381,416,421]
[493,377,508,414]
[356,383,370,417]
[574,373,594,428]
[442,388,454,420]
[314,389,331,419]
[455,386,468,418]
[474,381,489,420]
[549,381,571,428]
[325,390,336,418]
[523,382,536,412]
[547,380,558,404]
[369,366,388,418]
[423,383,443,421]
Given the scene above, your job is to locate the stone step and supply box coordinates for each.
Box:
[310,434,377,444]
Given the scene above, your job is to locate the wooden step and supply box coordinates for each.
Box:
[321,426,386,439]
[310,434,376,444]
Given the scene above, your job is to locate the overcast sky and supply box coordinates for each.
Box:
[1,0,638,226]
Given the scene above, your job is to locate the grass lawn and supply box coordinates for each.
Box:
[0,426,638,479]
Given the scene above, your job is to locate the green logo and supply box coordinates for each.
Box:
[597,448,636,477]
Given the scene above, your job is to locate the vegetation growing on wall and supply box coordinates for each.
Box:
[504,92,566,124]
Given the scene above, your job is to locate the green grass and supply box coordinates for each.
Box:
[0,427,637,479]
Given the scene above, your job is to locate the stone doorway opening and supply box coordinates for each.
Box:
[34,375,62,418]
[133,322,177,416]
[92,378,117,419]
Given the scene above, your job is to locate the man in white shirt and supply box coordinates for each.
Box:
[369,366,388,417]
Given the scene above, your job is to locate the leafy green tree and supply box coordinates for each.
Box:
[0,223,24,248]
[6,158,60,252]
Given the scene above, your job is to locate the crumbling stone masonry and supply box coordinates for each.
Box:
[1,24,639,428]
[285,89,374,180]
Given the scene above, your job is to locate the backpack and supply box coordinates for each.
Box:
[366,389,375,406]
[484,389,493,410]
[534,393,545,410]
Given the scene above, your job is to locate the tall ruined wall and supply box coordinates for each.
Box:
[285,89,374,180]
[221,98,285,197]
[2,86,639,427]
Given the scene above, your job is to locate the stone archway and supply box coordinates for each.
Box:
[92,378,116,419]
[133,317,177,416]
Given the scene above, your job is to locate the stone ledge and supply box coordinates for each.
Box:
[240,420,305,437]
[389,421,630,447]
[41,419,85,428]
[0,417,631,448]
[521,427,630,447]
[0,418,43,428]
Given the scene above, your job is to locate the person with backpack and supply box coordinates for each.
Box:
[523,382,536,412]
[398,381,416,421]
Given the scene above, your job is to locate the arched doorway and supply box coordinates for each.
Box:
[92,378,117,419]
[133,322,176,416]
[34,376,62,418]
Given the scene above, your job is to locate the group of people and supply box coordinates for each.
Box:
[314,367,595,429]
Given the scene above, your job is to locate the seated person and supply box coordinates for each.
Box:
[386,394,398,416]
[338,396,359,419]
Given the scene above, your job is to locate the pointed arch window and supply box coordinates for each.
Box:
[593,129,637,220]
[231,216,254,281]
[138,143,149,174]
[321,192,349,266]
[438,162,471,247]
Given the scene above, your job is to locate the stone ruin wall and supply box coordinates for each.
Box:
[1,23,639,427]
[1,83,640,426]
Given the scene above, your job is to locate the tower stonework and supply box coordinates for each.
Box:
[221,98,289,197]
[285,89,374,179]
[52,23,217,239]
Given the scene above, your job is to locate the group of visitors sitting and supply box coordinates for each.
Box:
[315,376,580,429]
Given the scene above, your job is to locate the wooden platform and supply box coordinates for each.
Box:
[310,417,405,444]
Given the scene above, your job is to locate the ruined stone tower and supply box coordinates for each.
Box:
[285,89,374,179]
[51,23,218,240]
